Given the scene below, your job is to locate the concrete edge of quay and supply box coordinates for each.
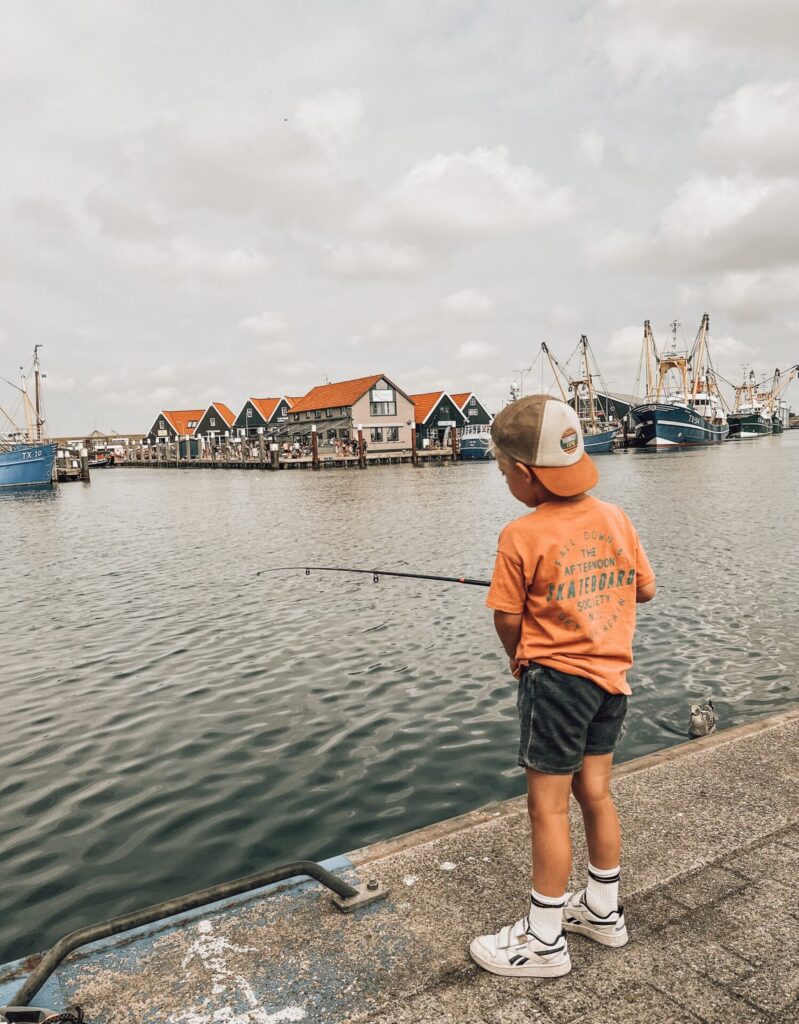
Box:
[348,704,799,868]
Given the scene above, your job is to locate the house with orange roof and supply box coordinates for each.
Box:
[147,408,206,444]
[409,391,468,449]
[450,391,493,427]
[233,396,298,438]
[194,402,236,445]
[287,374,414,451]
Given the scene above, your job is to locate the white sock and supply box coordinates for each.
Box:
[586,863,620,916]
[528,888,566,944]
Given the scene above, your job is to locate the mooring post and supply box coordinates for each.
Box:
[79,447,90,481]
[258,428,265,466]
[451,425,459,461]
[357,424,366,469]
[311,425,319,470]
[411,426,418,466]
[270,442,279,470]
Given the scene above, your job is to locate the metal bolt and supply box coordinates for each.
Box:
[366,878,379,891]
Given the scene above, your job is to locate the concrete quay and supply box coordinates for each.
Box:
[2,707,797,1024]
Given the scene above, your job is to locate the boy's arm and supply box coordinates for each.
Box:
[636,580,656,603]
[494,610,523,676]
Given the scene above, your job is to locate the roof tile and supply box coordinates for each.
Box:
[290,374,385,414]
[163,409,206,435]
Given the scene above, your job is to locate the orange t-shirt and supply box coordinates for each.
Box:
[486,496,655,695]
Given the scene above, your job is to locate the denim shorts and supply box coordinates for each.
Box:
[516,662,627,774]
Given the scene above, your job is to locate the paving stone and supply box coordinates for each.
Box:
[665,866,750,910]
[649,963,771,1024]
[624,923,754,988]
[731,839,799,888]
[728,947,799,1014]
[567,982,703,1024]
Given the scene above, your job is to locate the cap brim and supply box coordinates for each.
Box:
[533,452,599,497]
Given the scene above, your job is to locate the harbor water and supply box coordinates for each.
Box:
[2,434,798,965]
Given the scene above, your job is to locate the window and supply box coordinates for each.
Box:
[470,397,476,406]
[386,426,399,442]
[441,404,451,417]
[325,408,333,418]
[159,419,165,429]
[370,427,383,442]
[370,401,396,416]
[326,429,337,441]
[188,420,197,428]
[246,407,252,418]
[210,417,216,427]
[305,411,312,420]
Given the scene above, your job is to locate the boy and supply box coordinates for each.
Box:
[470,395,656,979]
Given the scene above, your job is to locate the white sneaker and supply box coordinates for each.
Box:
[562,889,628,947]
[470,916,571,978]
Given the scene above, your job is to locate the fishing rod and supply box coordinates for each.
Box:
[256,565,490,587]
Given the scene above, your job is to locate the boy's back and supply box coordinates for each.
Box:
[487,496,654,695]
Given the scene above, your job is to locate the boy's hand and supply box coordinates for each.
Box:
[509,657,521,679]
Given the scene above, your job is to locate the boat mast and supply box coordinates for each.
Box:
[579,335,598,431]
[691,314,708,398]
[33,345,43,441]
[643,320,656,399]
[541,342,569,402]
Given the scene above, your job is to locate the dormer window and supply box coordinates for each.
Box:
[246,408,252,418]
[210,417,216,427]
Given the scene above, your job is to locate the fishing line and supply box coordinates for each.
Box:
[256,566,490,587]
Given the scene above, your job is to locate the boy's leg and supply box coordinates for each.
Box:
[565,752,628,946]
[571,753,620,869]
[526,767,574,895]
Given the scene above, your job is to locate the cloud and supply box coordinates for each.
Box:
[239,310,289,335]
[576,128,638,172]
[590,0,799,82]
[701,79,799,176]
[681,267,799,322]
[294,88,363,149]
[457,340,496,361]
[443,288,494,317]
[326,240,427,278]
[367,146,575,242]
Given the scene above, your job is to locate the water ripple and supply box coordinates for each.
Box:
[1,436,798,962]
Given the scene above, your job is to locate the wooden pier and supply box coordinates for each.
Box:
[120,443,465,471]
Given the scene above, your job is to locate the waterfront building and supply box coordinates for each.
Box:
[194,403,236,446]
[288,374,414,451]
[147,409,205,444]
[233,397,301,439]
[451,392,493,427]
[410,392,468,448]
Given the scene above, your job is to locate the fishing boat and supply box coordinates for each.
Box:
[542,337,620,453]
[631,315,729,448]
[459,424,493,459]
[727,369,772,439]
[755,365,797,435]
[0,347,57,488]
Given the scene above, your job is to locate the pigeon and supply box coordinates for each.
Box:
[688,700,717,738]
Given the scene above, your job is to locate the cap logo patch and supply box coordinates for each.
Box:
[560,428,579,453]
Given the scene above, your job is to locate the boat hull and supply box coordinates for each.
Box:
[460,437,493,460]
[727,413,772,439]
[631,404,729,447]
[0,442,57,487]
[772,417,784,435]
[583,426,618,454]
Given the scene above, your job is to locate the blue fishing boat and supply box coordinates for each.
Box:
[1,346,57,488]
[631,316,729,448]
[542,337,620,454]
[0,443,57,488]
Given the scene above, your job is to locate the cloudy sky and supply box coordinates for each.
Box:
[2,0,798,434]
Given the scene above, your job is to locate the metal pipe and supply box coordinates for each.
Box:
[11,861,359,1007]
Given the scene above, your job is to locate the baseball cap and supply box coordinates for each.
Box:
[490,394,599,497]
